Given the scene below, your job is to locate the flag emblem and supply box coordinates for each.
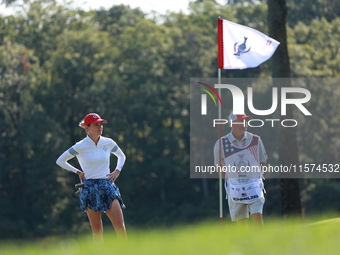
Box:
[218,19,280,69]
[234,37,251,56]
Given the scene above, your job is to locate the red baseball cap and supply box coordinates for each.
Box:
[84,113,107,126]
[229,112,252,123]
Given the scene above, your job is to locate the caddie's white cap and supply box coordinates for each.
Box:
[229,112,252,123]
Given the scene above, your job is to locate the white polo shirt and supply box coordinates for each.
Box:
[56,136,126,179]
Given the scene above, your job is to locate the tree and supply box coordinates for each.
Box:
[0,41,68,237]
[267,0,301,216]
[287,0,340,27]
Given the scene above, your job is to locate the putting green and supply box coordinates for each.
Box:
[2,217,340,255]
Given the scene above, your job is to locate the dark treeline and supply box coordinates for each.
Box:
[0,0,340,238]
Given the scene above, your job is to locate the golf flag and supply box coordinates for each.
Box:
[218,18,280,69]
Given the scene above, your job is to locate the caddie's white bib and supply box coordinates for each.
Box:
[222,134,264,204]
[227,178,264,204]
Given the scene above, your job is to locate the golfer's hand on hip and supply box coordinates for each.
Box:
[107,169,120,182]
[77,171,86,181]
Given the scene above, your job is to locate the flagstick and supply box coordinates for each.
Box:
[218,68,223,226]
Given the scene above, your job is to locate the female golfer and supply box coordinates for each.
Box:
[56,113,127,240]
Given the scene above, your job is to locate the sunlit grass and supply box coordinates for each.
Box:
[2,217,340,255]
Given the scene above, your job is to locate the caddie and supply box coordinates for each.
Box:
[214,112,268,226]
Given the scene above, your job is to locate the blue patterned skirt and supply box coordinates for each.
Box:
[79,179,126,213]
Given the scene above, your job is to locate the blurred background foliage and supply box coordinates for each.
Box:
[0,0,339,238]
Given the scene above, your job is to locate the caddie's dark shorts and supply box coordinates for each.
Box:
[79,179,125,213]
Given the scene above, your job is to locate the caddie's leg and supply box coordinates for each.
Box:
[249,197,265,227]
[251,213,264,226]
[87,207,104,242]
[105,199,127,238]
[237,218,248,228]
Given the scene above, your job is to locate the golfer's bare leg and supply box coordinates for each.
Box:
[87,208,104,241]
[105,199,127,238]
[251,213,264,226]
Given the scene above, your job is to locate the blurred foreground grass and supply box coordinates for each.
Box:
[2,217,340,255]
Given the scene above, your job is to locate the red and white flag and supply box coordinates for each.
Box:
[218,19,280,70]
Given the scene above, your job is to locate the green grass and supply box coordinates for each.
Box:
[2,217,340,255]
